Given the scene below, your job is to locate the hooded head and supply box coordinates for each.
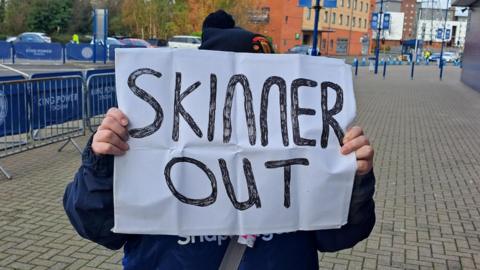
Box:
[199,10,274,54]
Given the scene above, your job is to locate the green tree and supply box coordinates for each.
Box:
[121,0,189,39]
[93,0,125,36]
[27,0,73,34]
[0,0,6,25]
[68,0,93,34]
[3,0,33,34]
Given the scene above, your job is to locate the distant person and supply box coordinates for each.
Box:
[63,10,376,270]
[72,34,79,44]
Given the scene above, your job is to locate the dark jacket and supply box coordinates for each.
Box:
[63,137,375,270]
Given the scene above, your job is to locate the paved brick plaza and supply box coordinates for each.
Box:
[0,66,479,269]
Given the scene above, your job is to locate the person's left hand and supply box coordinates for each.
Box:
[340,126,374,175]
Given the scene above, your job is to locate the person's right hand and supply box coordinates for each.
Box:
[92,108,130,156]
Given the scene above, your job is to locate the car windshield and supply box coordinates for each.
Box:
[132,39,150,46]
[290,46,309,53]
[19,34,44,43]
[107,38,123,46]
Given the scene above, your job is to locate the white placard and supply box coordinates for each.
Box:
[113,49,357,236]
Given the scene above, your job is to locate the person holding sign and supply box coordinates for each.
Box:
[64,10,375,270]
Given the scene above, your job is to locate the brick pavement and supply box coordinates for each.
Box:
[0,66,479,269]
[319,66,480,270]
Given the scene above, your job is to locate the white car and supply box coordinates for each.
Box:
[429,52,459,63]
[168,36,201,49]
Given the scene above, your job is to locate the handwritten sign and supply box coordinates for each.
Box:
[113,49,357,236]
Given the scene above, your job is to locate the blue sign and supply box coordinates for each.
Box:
[30,77,84,129]
[86,69,114,117]
[445,29,451,39]
[87,72,117,117]
[382,13,391,29]
[0,41,11,60]
[14,42,63,60]
[371,13,379,29]
[298,0,312,7]
[436,29,443,39]
[66,43,95,61]
[0,82,29,137]
[323,0,338,8]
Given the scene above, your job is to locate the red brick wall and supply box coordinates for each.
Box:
[401,0,417,40]
[320,29,370,56]
[260,0,304,53]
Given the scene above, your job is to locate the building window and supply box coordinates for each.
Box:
[352,16,356,27]
[285,16,288,24]
[341,0,344,7]
[366,4,368,12]
[364,18,367,28]
[360,1,363,11]
[358,18,362,27]
[347,0,351,8]
[332,12,336,24]
[330,39,334,49]
[336,38,348,54]
[347,15,350,26]
[353,0,357,10]
[322,39,326,49]
[307,8,312,20]
[340,14,343,25]
[324,11,328,22]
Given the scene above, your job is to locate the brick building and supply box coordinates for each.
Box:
[302,0,375,56]
[253,0,304,53]
[401,0,418,39]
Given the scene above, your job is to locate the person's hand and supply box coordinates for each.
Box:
[341,126,374,175]
[92,108,130,156]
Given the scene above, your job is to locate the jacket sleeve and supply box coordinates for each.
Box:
[315,170,376,252]
[63,135,131,250]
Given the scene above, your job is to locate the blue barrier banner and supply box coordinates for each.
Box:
[31,71,83,79]
[14,42,63,60]
[0,41,11,60]
[87,72,116,116]
[0,83,29,137]
[0,75,25,82]
[91,44,107,62]
[66,43,95,61]
[30,77,83,129]
[86,69,115,78]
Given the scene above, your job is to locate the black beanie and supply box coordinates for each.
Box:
[199,10,274,54]
[202,10,235,29]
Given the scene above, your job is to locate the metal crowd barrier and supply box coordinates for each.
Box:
[29,75,85,151]
[0,75,87,179]
[0,78,30,178]
[85,72,117,132]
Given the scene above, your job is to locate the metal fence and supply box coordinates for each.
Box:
[85,72,117,132]
[0,71,116,179]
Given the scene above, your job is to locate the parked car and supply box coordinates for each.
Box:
[286,45,320,55]
[147,38,168,47]
[429,52,458,63]
[168,35,201,49]
[9,32,51,43]
[90,37,124,49]
[120,38,155,48]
